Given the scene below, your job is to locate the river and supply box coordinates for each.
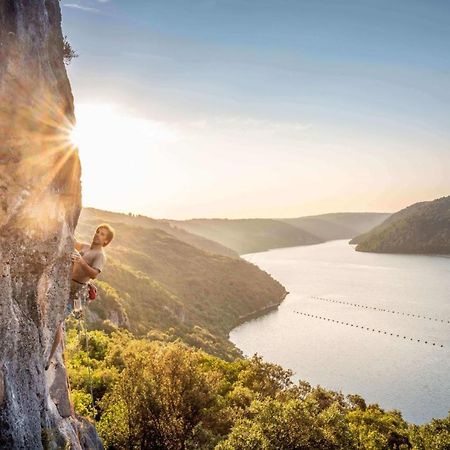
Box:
[230,240,450,424]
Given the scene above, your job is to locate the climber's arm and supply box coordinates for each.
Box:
[71,250,100,279]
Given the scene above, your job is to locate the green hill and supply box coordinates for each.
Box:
[281,212,390,242]
[76,214,287,360]
[351,196,450,254]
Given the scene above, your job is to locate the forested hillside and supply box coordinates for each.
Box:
[351,196,450,255]
[76,215,287,360]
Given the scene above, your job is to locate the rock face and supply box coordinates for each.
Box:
[0,1,102,448]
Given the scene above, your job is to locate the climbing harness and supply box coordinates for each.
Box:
[62,290,96,412]
[87,282,98,301]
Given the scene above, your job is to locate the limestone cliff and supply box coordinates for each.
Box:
[0,1,102,448]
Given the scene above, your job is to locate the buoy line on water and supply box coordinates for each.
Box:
[293,310,445,348]
[310,296,450,324]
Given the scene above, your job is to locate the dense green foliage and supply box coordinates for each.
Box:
[65,328,450,450]
[76,215,287,360]
[351,196,450,255]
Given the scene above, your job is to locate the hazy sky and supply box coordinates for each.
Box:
[62,0,450,219]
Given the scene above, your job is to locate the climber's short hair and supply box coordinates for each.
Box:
[96,223,115,246]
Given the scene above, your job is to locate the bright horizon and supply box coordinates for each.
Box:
[63,0,450,220]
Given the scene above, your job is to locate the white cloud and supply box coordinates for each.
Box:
[185,116,312,134]
[63,3,99,12]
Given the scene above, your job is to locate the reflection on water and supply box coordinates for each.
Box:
[230,240,450,424]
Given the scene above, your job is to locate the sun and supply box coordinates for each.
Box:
[70,103,178,154]
[69,124,82,148]
[68,102,182,210]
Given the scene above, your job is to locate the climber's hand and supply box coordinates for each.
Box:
[71,250,81,263]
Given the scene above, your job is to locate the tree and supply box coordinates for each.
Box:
[409,412,450,450]
[63,34,78,65]
[98,341,218,449]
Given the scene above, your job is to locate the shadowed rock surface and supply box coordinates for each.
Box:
[0,1,102,448]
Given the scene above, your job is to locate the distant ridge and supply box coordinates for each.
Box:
[351,196,450,255]
[169,212,389,254]
[81,208,239,258]
[82,208,391,255]
[167,217,321,254]
[280,212,390,242]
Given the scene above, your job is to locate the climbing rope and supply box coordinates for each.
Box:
[310,296,450,324]
[75,307,95,409]
[293,310,445,348]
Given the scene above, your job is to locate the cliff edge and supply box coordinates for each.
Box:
[0,1,102,448]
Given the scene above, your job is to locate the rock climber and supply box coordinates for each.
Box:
[45,223,115,370]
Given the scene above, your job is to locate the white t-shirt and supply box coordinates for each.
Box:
[72,244,106,284]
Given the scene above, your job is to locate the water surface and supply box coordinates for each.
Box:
[230,240,450,423]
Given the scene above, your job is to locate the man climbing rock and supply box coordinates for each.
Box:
[45,223,115,371]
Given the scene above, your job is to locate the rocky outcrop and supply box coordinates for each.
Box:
[0,1,102,448]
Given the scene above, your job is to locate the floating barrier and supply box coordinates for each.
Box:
[293,310,445,348]
[310,296,449,324]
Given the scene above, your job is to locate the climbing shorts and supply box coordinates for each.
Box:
[65,279,88,319]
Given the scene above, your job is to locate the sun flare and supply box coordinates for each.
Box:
[71,103,178,153]
[69,103,183,213]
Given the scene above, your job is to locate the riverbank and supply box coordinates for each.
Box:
[241,295,287,323]
[230,240,450,423]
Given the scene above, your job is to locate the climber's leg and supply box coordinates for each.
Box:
[45,292,75,370]
[45,323,63,370]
